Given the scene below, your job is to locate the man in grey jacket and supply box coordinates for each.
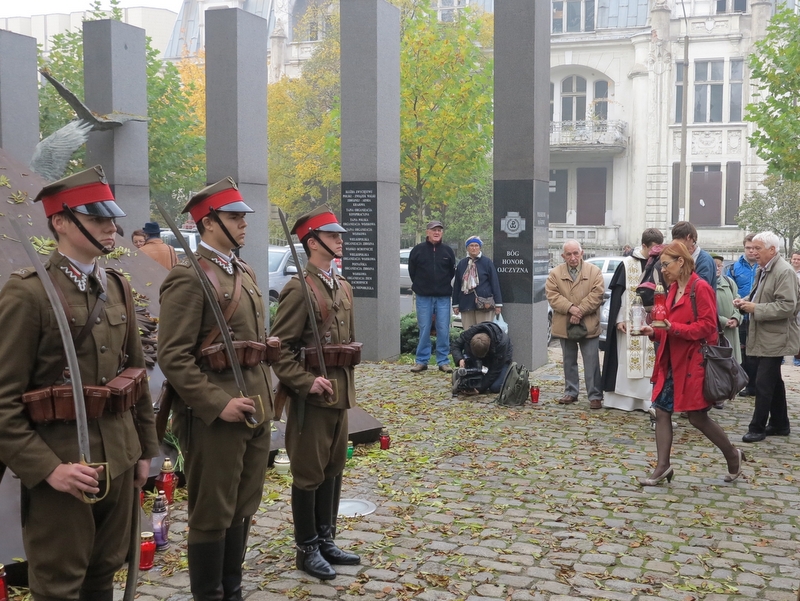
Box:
[734,231,800,442]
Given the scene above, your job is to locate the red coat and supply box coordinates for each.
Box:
[651,273,718,412]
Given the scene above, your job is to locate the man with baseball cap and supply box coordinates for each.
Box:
[271,205,362,580]
[408,220,456,373]
[158,177,273,601]
[0,165,159,601]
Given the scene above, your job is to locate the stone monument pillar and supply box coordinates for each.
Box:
[83,20,150,234]
[205,8,269,287]
[340,0,401,361]
[0,31,39,166]
[493,1,550,370]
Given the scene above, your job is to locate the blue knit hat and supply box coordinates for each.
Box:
[465,236,482,248]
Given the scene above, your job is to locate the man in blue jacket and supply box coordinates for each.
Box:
[409,221,456,373]
[727,234,759,395]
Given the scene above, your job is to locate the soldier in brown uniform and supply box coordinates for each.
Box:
[271,206,361,580]
[0,166,159,601]
[157,178,273,601]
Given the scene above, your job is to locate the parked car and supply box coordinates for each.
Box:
[400,248,412,292]
[160,228,200,257]
[585,256,623,292]
[268,244,305,303]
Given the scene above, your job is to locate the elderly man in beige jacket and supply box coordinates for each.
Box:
[734,231,800,442]
[546,240,606,409]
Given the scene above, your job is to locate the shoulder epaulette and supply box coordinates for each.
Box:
[11,267,38,279]
[177,259,191,268]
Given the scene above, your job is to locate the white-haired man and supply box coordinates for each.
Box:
[545,240,606,409]
[734,231,800,442]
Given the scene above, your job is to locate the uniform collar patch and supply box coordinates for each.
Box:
[210,254,234,275]
[61,263,88,292]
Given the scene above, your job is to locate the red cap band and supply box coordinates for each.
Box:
[189,188,245,222]
[40,182,114,217]
[294,212,338,237]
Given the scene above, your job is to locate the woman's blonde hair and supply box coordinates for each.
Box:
[660,241,695,280]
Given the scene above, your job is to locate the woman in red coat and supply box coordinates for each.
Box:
[639,242,744,486]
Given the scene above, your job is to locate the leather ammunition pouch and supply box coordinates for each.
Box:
[22,367,147,424]
[302,342,363,370]
[200,337,281,372]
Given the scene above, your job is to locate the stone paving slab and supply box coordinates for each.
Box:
[62,348,800,599]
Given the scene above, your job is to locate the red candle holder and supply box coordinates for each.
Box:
[651,284,668,327]
[530,386,540,404]
[139,533,156,571]
[0,563,8,601]
[379,429,391,450]
[155,458,176,505]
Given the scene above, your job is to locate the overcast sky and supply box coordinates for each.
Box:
[0,1,182,19]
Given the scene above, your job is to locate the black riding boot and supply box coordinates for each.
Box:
[292,485,336,580]
[315,476,360,565]
[188,539,225,601]
[221,518,249,601]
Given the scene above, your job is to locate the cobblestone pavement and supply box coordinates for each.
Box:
[124,347,800,601]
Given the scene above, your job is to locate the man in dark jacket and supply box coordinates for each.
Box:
[408,220,456,373]
[450,322,513,394]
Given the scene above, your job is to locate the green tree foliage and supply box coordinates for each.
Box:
[267,0,494,243]
[37,0,204,221]
[736,175,800,254]
[398,0,493,240]
[268,1,341,229]
[745,7,800,179]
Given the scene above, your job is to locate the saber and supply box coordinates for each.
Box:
[123,486,141,601]
[277,210,332,429]
[154,200,262,426]
[9,216,108,503]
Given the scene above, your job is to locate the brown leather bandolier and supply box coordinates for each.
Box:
[300,275,362,371]
[22,268,147,424]
[195,257,280,372]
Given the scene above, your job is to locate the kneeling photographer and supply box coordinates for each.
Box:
[450,321,513,394]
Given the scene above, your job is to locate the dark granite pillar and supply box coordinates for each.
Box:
[83,19,150,234]
[205,7,269,287]
[340,0,401,361]
[494,1,551,370]
[0,31,40,166]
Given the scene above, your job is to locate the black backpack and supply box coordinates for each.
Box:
[495,362,530,406]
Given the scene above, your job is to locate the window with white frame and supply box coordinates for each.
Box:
[685,59,745,124]
[716,0,746,13]
[561,75,587,122]
[593,80,608,120]
[694,60,724,123]
[439,0,465,22]
[552,1,595,33]
[729,59,744,122]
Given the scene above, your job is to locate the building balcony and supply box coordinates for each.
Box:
[550,120,627,153]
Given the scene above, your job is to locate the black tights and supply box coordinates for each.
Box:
[650,408,738,478]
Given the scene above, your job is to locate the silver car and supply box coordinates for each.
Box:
[400,248,412,292]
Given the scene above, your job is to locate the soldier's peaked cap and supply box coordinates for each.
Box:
[182,177,254,223]
[291,205,346,239]
[34,165,126,219]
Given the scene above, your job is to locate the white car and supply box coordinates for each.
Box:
[585,256,623,292]
[400,248,412,292]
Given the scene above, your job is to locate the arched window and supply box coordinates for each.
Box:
[561,75,586,122]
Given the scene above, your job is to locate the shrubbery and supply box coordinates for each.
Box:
[400,312,460,357]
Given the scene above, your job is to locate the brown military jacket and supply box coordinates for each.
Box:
[0,251,159,489]
[158,245,273,423]
[271,263,356,410]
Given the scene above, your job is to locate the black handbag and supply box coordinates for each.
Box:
[688,282,749,402]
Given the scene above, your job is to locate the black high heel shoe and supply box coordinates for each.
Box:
[637,466,674,487]
[724,449,746,482]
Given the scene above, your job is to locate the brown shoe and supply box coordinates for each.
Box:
[438,364,453,374]
[410,364,428,373]
[557,395,578,404]
[590,399,603,409]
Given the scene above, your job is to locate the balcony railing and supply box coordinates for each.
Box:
[550,120,627,152]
